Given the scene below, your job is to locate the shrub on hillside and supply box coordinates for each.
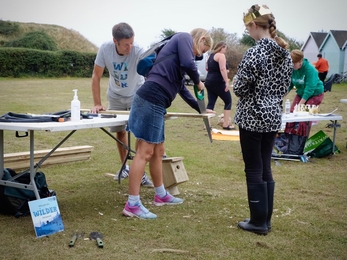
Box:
[0,20,19,36]
[0,47,100,77]
[4,31,58,51]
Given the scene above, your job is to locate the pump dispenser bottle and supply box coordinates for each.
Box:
[71,89,80,122]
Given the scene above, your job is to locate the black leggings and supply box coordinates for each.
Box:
[205,82,232,111]
[239,128,277,183]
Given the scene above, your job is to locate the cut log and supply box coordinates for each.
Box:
[4,145,94,170]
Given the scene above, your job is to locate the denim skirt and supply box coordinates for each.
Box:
[126,94,166,144]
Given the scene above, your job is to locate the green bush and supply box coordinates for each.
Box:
[3,31,58,51]
[0,20,19,36]
[0,47,101,77]
[56,50,98,77]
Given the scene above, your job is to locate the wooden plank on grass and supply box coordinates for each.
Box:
[4,145,94,170]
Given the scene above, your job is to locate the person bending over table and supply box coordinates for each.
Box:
[123,28,212,219]
[285,49,324,136]
[90,22,153,187]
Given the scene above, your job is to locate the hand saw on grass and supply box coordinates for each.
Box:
[194,85,212,142]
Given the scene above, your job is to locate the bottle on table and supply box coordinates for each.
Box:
[71,89,81,122]
[285,99,290,114]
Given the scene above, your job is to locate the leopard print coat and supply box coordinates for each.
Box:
[233,38,293,133]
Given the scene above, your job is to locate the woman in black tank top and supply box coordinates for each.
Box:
[205,41,235,130]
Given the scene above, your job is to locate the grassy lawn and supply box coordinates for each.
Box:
[0,78,346,260]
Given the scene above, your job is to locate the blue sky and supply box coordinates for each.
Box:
[0,0,346,49]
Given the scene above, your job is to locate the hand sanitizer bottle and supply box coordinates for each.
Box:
[285,99,290,114]
[71,89,80,122]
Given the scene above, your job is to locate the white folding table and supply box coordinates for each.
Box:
[281,113,343,155]
[0,111,214,199]
[0,116,129,199]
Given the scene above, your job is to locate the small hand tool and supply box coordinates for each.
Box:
[194,85,213,142]
[89,232,104,248]
[69,232,85,247]
[69,233,77,247]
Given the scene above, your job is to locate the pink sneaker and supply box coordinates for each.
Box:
[154,192,184,206]
[122,202,157,219]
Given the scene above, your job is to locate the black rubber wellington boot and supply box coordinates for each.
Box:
[266,181,275,232]
[238,182,268,235]
[242,181,275,232]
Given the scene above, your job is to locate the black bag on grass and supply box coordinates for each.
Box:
[0,168,55,217]
[273,132,307,156]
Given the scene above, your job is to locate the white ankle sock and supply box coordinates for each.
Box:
[128,195,140,206]
[154,184,166,198]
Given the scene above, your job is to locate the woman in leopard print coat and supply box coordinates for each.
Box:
[234,4,293,235]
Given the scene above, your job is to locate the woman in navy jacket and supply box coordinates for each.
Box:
[123,29,212,219]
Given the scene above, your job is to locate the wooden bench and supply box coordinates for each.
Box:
[4,145,94,170]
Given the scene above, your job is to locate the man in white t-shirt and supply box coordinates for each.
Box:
[91,22,153,187]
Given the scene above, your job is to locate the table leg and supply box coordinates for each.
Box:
[35,130,76,169]
[332,120,337,155]
[0,126,133,196]
[118,131,133,184]
[0,130,39,199]
[0,130,4,180]
[29,130,40,199]
[29,130,77,199]
[99,128,136,184]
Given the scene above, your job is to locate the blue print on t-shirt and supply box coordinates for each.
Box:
[113,62,129,88]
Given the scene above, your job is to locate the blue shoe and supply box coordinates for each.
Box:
[154,192,184,206]
[122,202,157,219]
[114,167,129,180]
[141,173,154,188]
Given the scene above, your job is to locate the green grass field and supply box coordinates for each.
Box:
[0,78,346,260]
